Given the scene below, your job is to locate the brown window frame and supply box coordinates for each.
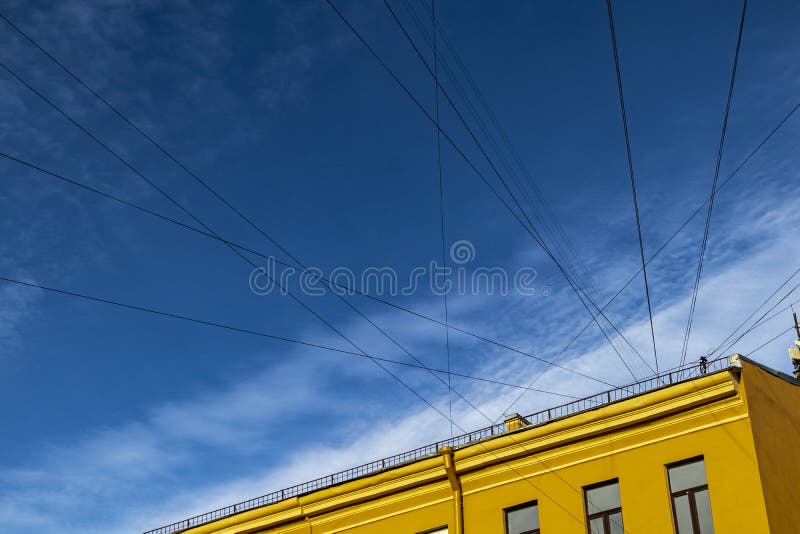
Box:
[504,500,540,534]
[583,479,623,534]
[667,456,711,534]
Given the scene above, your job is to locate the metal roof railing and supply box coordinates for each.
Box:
[144,356,732,534]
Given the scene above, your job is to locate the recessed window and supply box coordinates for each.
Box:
[668,458,714,534]
[584,480,624,534]
[505,501,540,534]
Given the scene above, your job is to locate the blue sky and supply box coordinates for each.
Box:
[1,0,799,532]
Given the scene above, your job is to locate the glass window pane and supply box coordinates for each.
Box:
[609,511,624,534]
[673,494,693,534]
[694,489,715,534]
[669,459,707,492]
[586,481,621,514]
[589,517,604,534]
[506,503,539,534]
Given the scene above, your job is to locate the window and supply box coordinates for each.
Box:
[668,458,714,534]
[505,501,540,534]
[418,528,447,534]
[584,480,624,534]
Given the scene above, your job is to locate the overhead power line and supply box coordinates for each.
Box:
[7,1,797,395]
[747,325,796,357]
[713,277,800,359]
[0,10,605,445]
[6,0,793,408]
[0,9,520,427]
[0,150,617,390]
[550,98,800,367]
[0,274,577,397]
[430,0,453,435]
[397,0,641,376]
[398,0,593,295]
[0,57,472,429]
[2,0,645,390]
[382,0,652,379]
[730,296,800,345]
[0,19,524,431]
[605,0,659,373]
[402,0,609,317]
[4,88,797,400]
[499,95,799,417]
[375,0,653,381]
[416,0,605,310]
[680,0,748,366]
[710,266,800,357]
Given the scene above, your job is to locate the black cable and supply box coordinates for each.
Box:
[0,59,467,429]
[0,150,617,389]
[0,273,581,397]
[0,10,504,428]
[0,29,522,435]
[747,325,795,356]
[549,98,800,371]
[715,280,800,358]
[7,0,793,398]
[0,5,629,392]
[400,0,615,354]
[399,0,653,381]
[402,0,608,320]
[0,10,297,269]
[374,0,650,380]
[430,0,453,436]
[16,82,800,392]
[382,0,648,377]
[605,0,659,373]
[500,99,800,417]
[741,297,800,340]
[710,266,800,357]
[12,0,794,391]
[681,0,748,366]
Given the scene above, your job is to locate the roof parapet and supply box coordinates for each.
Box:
[144,356,734,534]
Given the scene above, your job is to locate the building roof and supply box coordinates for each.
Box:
[145,354,791,534]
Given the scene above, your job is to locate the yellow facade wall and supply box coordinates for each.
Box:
[459,370,768,533]
[181,364,797,534]
[740,360,800,533]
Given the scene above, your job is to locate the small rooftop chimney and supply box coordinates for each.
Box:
[504,413,530,431]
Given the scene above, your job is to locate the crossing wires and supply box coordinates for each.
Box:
[680,0,748,367]
[374,0,653,380]
[605,0,658,374]
[399,0,640,375]
[0,8,491,428]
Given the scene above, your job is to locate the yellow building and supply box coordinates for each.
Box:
[146,355,800,534]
